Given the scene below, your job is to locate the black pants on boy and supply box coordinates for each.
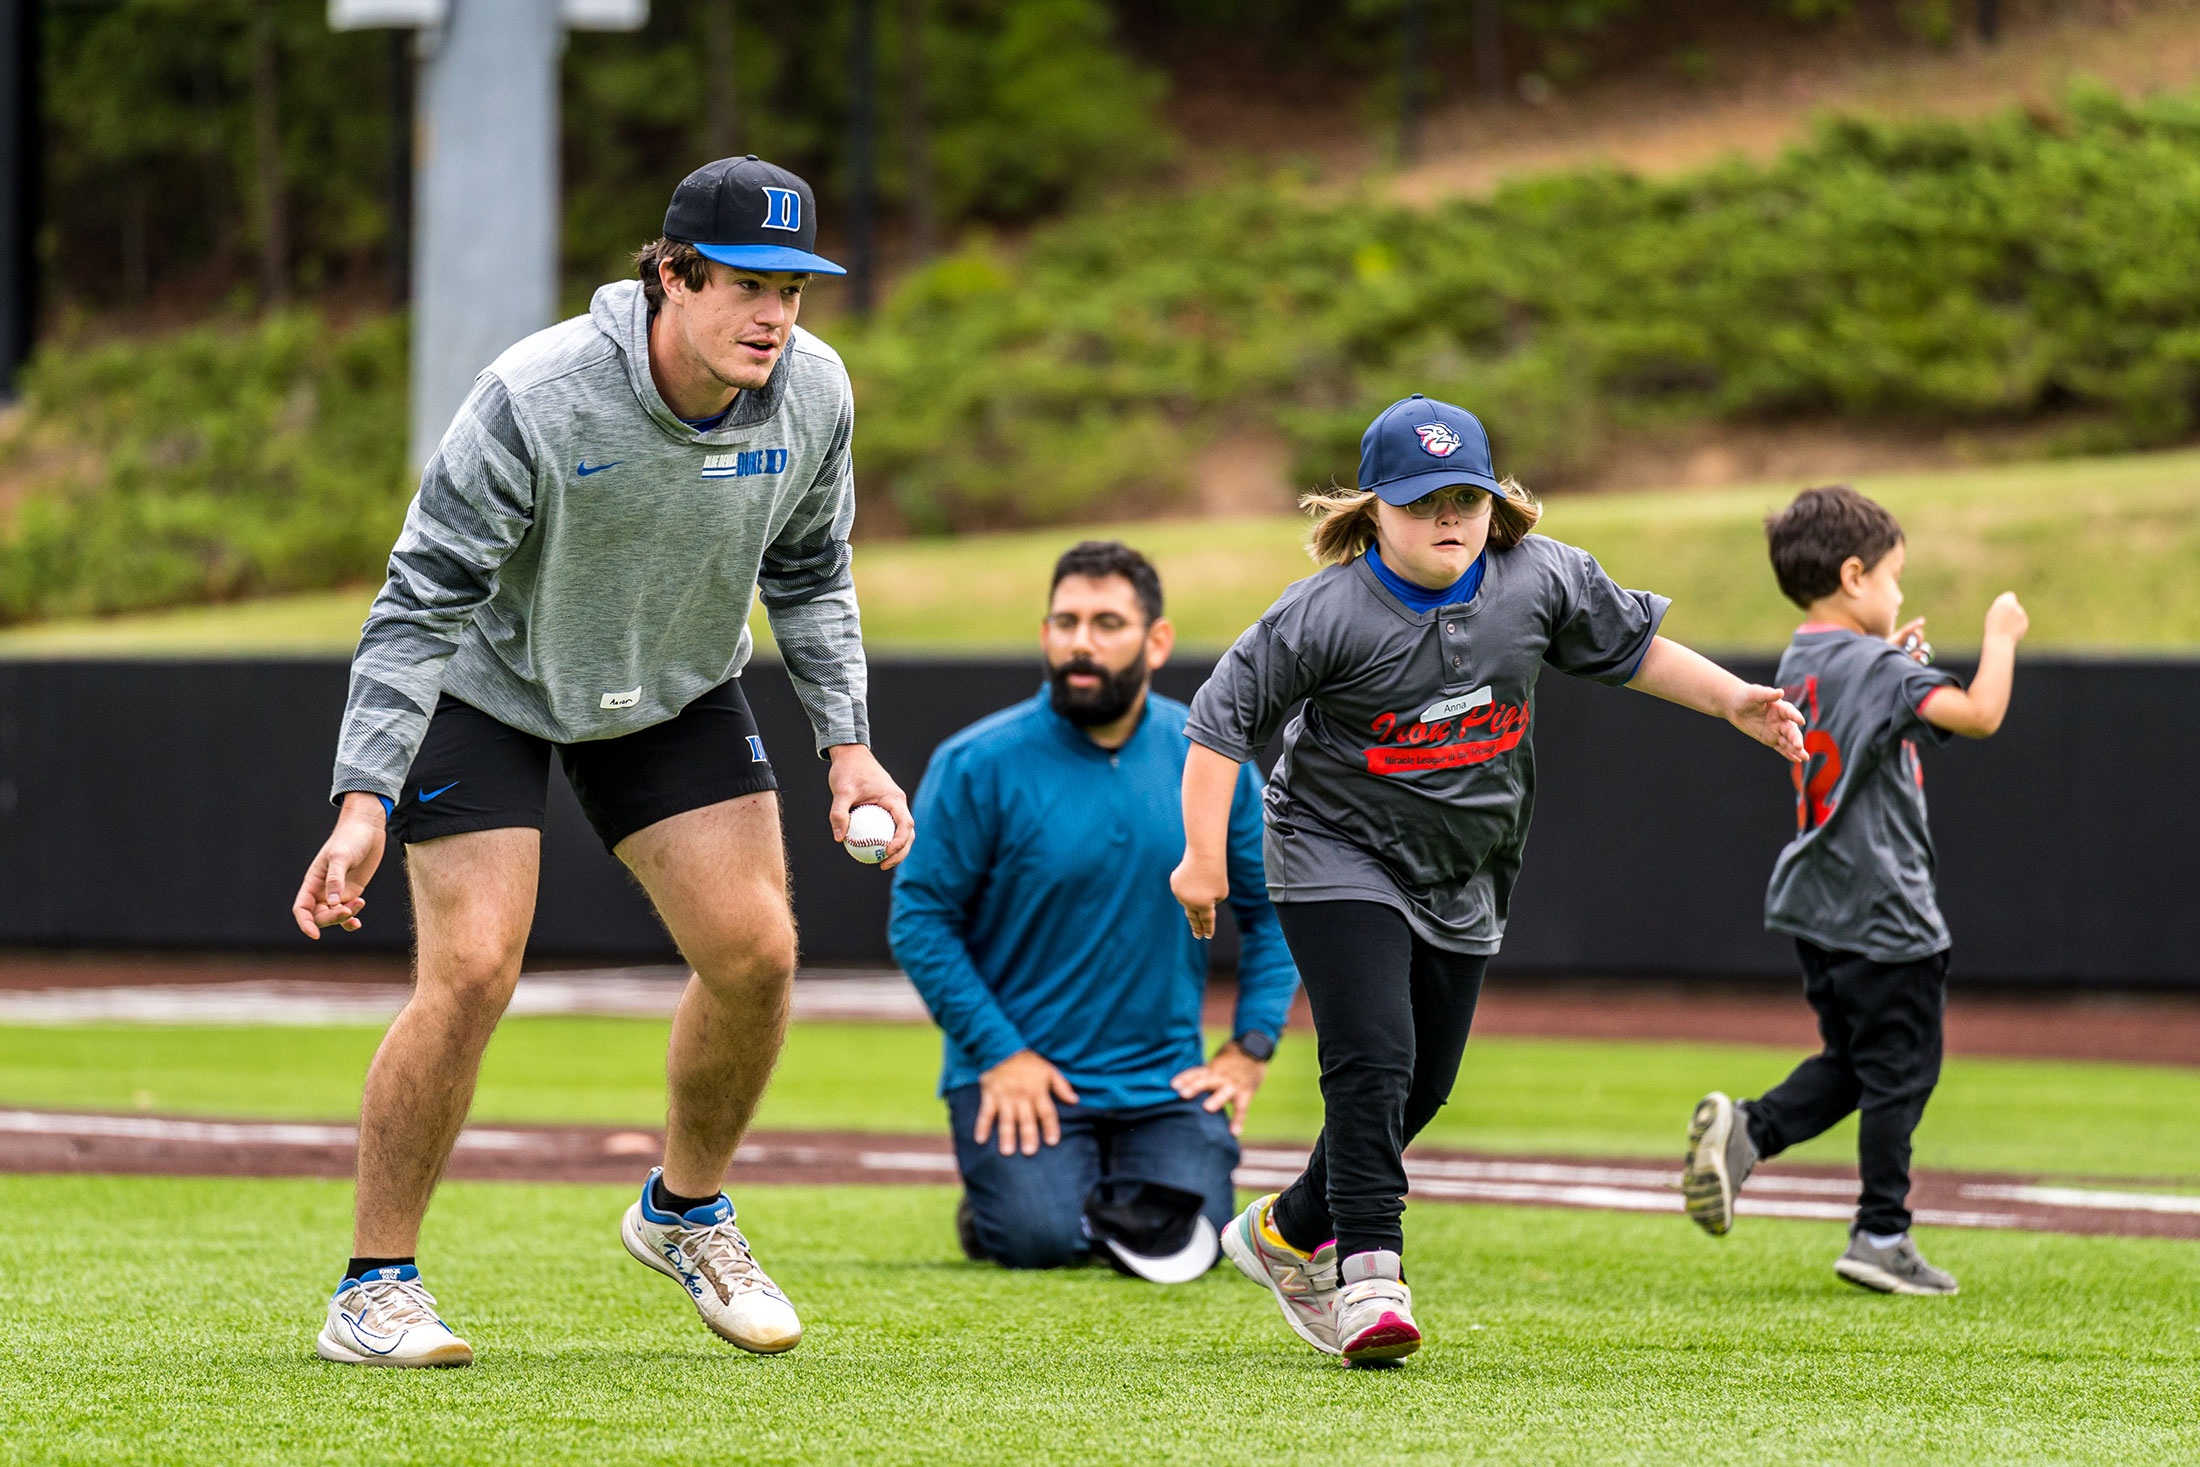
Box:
[1269,901,1487,1262]
[1745,939,1949,1236]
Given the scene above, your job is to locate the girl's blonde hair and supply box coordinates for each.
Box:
[1301,479,1544,567]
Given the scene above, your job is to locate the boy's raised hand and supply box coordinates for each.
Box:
[1984,591,2029,644]
[1727,682,1806,763]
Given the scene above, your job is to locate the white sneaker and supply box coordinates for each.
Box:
[315,1265,474,1367]
[621,1168,802,1354]
[1220,1193,1340,1355]
[1334,1250,1422,1365]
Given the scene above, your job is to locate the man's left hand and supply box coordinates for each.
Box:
[1170,1041,1269,1137]
[826,744,916,869]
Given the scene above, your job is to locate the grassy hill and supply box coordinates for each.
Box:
[2,447,2195,659]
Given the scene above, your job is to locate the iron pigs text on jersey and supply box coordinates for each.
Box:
[1186,536,1667,953]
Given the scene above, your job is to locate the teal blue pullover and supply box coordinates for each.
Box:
[888,690,1299,1109]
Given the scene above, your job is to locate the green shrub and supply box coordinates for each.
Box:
[0,313,408,623]
[16,83,2200,619]
[845,83,2200,529]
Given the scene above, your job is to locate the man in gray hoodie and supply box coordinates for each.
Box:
[291,157,912,1367]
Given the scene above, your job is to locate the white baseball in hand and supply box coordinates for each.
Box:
[844,803,895,865]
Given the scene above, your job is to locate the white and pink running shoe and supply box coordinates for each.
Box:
[1221,1193,1340,1356]
[1334,1250,1422,1365]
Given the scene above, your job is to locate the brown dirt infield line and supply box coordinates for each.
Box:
[4,1110,2194,1243]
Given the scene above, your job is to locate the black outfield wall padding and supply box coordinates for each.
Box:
[0,656,2193,985]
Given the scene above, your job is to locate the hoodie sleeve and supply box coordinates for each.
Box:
[330,373,537,803]
[759,384,869,754]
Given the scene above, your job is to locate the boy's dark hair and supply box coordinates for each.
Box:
[1765,485,1905,610]
[1050,540,1164,624]
[634,237,713,310]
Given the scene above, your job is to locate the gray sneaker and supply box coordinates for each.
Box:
[1834,1233,1959,1296]
[1334,1250,1421,1365]
[1681,1091,1757,1236]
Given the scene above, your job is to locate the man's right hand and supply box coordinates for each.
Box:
[974,1049,1080,1157]
[290,792,389,939]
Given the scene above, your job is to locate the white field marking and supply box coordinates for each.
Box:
[0,1109,361,1148]
[856,1151,960,1172]
[1240,1153,2027,1228]
[1914,1209,2025,1229]
[1962,1184,2200,1216]
[1242,1147,1860,1196]
[0,969,928,1026]
[0,1109,552,1152]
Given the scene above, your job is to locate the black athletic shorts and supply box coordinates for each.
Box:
[387,679,779,851]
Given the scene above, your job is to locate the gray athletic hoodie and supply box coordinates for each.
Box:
[331,279,866,803]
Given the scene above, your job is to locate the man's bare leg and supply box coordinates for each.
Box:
[351,828,540,1255]
[616,792,796,1197]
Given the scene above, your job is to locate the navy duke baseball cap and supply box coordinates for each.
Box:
[664,155,847,277]
[1359,394,1502,505]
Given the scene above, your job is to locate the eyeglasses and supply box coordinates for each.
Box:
[1400,487,1491,520]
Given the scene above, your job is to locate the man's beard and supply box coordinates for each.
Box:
[1047,655,1150,728]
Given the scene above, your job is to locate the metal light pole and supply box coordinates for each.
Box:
[410,0,561,469]
[330,0,646,469]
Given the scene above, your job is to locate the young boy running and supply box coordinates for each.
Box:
[1681,484,2028,1295]
[1171,394,1805,1365]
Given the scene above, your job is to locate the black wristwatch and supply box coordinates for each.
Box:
[1230,1030,1277,1063]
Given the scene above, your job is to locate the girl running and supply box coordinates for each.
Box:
[1173,394,1803,1365]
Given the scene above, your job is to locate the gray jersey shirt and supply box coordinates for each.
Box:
[1764,627,1960,962]
[331,279,866,803]
[1186,537,1668,954]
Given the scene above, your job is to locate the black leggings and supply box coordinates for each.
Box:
[1269,900,1487,1262]
[1745,940,1947,1236]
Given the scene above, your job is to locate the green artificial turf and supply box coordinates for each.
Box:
[0,1174,2191,1465]
[4,1018,2196,1182]
[4,446,2198,657]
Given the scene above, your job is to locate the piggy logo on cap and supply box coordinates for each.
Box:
[1415,422,1463,458]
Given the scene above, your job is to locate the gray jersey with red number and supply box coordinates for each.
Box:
[1764,627,1961,962]
[1185,536,1667,953]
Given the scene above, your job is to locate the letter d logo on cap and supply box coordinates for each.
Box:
[761,187,800,232]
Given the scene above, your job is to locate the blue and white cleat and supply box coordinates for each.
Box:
[315,1265,474,1367]
[621,1168,802,1354]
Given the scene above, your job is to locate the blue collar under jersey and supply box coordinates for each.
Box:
[677,405,733,433]
[1366,544,1486,613]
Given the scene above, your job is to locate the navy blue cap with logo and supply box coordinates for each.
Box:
[663,155,847,277]
[1358,394,1502,506]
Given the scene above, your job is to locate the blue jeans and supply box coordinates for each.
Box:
[945,1086,1240,1270]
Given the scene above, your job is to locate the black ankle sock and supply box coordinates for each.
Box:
[650,1176,718,1216]
[344,1255,414,1286]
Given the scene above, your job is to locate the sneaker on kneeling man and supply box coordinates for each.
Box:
[621,1167,802,1353]
[316,1265,474,1367]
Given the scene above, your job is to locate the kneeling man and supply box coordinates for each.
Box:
[890,541,1298,1271]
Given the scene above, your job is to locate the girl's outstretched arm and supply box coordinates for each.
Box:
[1627,636,1805,762]
[1172,742,1243,939]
